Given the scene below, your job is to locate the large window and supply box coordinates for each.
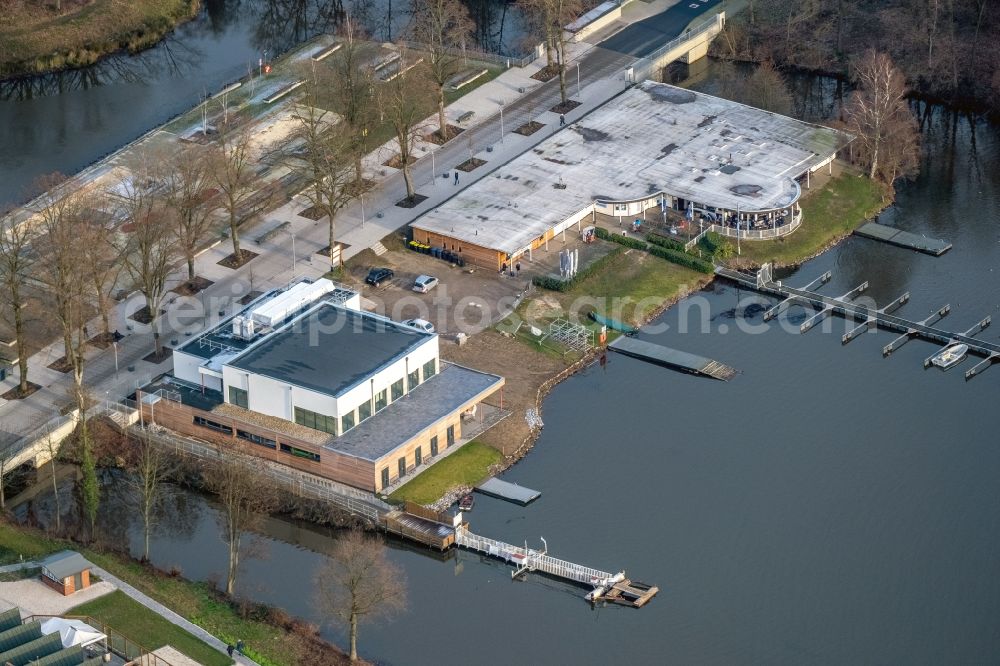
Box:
[237,429,277,449]
[414,446,422,466]
[375,389,388,412]
[398,457,406,478]
[194,416,232,435]
[447,424,455,446]
[280,443,320,462]
[430,435,439,457]
[381,468,390,489]
[341,409,356,434]
[294,407,337,435]
[228,386,248,409]
[408,368,421,391]
[391,378,404,402]
[358,399,372,423]
[423,359,437,380]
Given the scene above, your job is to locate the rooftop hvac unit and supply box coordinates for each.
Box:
[249,279,335,328]
[231,315,256,340]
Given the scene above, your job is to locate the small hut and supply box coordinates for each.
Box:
[39,551,93,596]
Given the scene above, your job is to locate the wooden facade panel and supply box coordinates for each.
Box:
[412,228,505,270]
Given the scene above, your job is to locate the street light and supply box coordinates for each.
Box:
[499,102,504,144]
[288,228,297,277]
[576,62,581,98]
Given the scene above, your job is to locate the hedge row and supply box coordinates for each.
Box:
[531,247,624,292]
[645,233,686,252]
[594,226,649,250]
[648,245,714,273]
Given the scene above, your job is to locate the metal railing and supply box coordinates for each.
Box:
[628,13,725,82]
[399,40,536,69]
[25,614,175,666]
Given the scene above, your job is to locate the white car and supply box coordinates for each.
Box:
[412,275,439,293]
[402,318,436,334]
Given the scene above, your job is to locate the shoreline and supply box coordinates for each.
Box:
[0,0,201,82]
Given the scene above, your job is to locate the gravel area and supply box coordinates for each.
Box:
[0,579,115,616]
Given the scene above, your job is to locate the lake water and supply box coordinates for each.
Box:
[9,59,1000,665]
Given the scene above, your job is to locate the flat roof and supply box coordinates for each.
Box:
[411,81,850,255]
[229,304,433,397]
[326,363,503,461]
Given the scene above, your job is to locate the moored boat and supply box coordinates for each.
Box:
[931,343,968,369]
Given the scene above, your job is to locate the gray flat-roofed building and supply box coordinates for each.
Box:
[411,80,852,268]
[230,305,432,398]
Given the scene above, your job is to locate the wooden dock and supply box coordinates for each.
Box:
[476,478,541,505]
[608,336,738,380]
[454,527,658,608]
[854,222,952,256]
[716,264,1000,380]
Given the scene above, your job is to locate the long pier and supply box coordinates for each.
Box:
[454,526,658,607]
[853,222,952,256]
[716,264,1000,380]
[609,336,738,380]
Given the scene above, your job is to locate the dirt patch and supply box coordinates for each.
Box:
[456,158,487,172]
[172,276,214,297]
[423,125,465,145]
[298,206,325,221]
[530,65,560,82]
[47,356,73,373]
[442,330,566,457]
[143,348,173,364]
[217,249,260,269]
[513,120,545,136]
[128,306,154,325]
[1,382,41,400]
[345,179,375,197]
[395,194,428,208]
[238,291,265,305]
[382,154,417,169]
[86,332,116,349]
[550,99,582,115]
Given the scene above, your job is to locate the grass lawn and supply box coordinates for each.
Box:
[0,523,343,666]
[730,173,887,267]
[389,441,501,505]
[71,591,231,666]
[0,0,198,77]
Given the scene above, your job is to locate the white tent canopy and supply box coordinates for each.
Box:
[40,617,107,648]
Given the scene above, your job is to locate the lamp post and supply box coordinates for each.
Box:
[113,341,119,379]
[288,228,297,277]
[360,196,366,228]
[576,62,581,98]
[499,104,504,144]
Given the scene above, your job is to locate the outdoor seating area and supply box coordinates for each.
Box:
[0,607,114,666]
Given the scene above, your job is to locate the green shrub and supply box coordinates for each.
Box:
[648,246,714,273]
[698,231,735,259]
[645,233,686,252]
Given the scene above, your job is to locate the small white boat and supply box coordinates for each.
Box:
[931,343,968,369]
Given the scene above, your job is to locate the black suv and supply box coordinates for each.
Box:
[365,267,394,287]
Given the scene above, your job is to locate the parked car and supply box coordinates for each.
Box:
[412,275,439,293]
[402,318,436,334]
[365,267,394,287]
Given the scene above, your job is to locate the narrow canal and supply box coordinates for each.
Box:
[9,62,1000,665]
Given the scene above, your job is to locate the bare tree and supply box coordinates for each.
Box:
[124,429,176,561]
[114,171,178,359]
[518,0,583,104]
[517,0,556,70]
[0,214,35,396]
[409,0,475,141]
[845,50,921,183]
[33,178,97,532]
[378,50,433,201]
[290,89,356,270]
[77,195,123,342]
[325,17,379,185]
[44,429,63,533]
[162,145,221,286]
[210,122,260,266]
[203,449,278,596]
[314,529,407,662]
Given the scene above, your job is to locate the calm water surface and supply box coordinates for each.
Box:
[12,66,1000,664]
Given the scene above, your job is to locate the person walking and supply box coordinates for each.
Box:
[227,645,234,658]
[515,261,521,275]
[559,113,566,127]
[454,171,459,185]
[236,639,245,655]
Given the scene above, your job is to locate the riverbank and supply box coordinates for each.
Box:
[0,0,200,79]
[0,522,351,666]
[726,165,888,269]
